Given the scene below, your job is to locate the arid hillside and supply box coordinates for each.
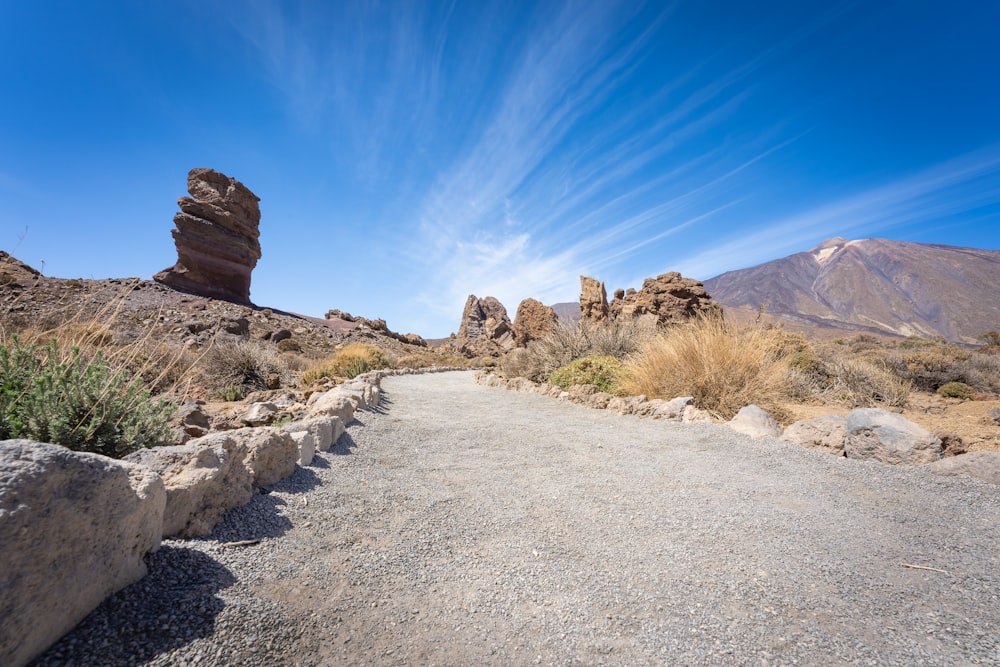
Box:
[704,237,1000,343]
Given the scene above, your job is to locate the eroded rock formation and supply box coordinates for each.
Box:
[580,272,721,326]
[513,298,558,347]
[154,168,262,305]
[579,276,609,322]
[608,272,721,325]
[453,295,516,357]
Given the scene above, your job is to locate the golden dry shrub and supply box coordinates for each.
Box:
[301,342,390,384]
[620,315,794,420]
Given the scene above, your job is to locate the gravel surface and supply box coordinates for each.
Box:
[34,371,1000,666]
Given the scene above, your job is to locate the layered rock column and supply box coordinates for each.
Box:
[154,168,262,304]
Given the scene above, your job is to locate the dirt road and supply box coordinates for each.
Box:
[36,371,1000,666]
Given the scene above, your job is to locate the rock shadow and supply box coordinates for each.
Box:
[30,546,234,667]
[331,431,358,455]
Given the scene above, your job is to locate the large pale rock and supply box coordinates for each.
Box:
[781,416,848,455]
[924,451,1000,485]
[453,295,516,357]
[309,388,358,422]
[608,272,722,325]
[580,276,609,322]
[289,431,315,466]
[154,168,262,304]
[513,298,558,347]
[282,416,338,452]
[125,433,252,538]
[844,408,943,465]
[233,427,299,486]
[727,405,783,439]
[242,401,279,426]
[1,440,166,667]
[650,396,694,421]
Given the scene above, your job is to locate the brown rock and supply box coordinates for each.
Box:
[609,272,722,325]
[580,276,609,322]
[154,168,262,305]
[453,295,515,357]
[513,298,558,347]
[0,251,41,287]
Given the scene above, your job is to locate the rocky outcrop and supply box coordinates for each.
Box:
[608,272,722,325]
[1,440,166,667]
[579,276,609,322]
[0,251,41,287]
[513,298,558,347]
[844,408,943,465]
[453,295,516,357]
[579,272,721,325]
[154,168,262,305]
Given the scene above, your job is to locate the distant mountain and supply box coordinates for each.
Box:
[703,238,1000,343]
[550,301,580,324]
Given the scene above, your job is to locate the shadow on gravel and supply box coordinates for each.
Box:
[331,431,358,455]
[30,547,234,667]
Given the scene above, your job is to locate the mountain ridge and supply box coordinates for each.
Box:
[703,237,1000,343]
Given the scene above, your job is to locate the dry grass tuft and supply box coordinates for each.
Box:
[620,315,795,420]
[301,342,390,384]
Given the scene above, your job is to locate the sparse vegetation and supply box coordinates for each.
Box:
[499,318,655,383]
[824,358,911,408]
[301,343,390,384]
[549,355,626,394]
[276,337,302,353]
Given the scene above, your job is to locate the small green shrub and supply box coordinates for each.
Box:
[937,381,974,399]
[0,337,174,458]
[219,385,244,402]
[549,355,625,393]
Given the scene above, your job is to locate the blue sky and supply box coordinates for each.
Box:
[2,1,999,338]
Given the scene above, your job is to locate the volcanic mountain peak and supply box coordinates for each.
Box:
[704,238,1000,343]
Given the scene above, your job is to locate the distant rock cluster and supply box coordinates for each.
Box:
[580,272,721,326]
[154,168,262,305]
[449,295,559,357]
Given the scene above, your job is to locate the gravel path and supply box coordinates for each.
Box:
[35,371,1000,666]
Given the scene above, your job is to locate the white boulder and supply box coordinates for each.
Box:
[125,433,252,538]
[1,440,166,667]
[844,408,943,465]
[781,416,847,455]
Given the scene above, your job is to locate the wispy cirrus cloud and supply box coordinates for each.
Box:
[677,146,1000,279]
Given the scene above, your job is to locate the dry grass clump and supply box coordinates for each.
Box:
[549,355,626,394]
[202,340,287,399]
[620,315,794,420]
[301,342,390,384]
[499,318,656,383]
[823,358,911,408]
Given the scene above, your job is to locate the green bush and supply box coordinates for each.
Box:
[0,337,174,458]
[549,355,625,393]
[937,381,974,399]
